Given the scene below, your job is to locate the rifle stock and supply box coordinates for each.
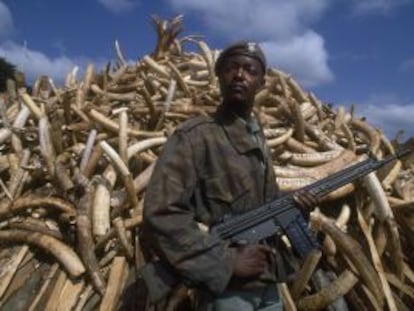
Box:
[140,148,413,303]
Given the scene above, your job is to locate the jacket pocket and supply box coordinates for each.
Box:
[202,172,252,220]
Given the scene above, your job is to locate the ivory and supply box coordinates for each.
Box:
[20,93,43,119]
[297,270,358,311]
[280,149,343,167]
[0,229,85,277]
[142,55,171,78]
[168,61,191,97]
[99,256,128,311]
[286,137,317,153]
[90,84,137,101]
[300,101,317,121]
[127,137,167,160]
[0,195,76,219]
[113,217,134,260]
[267,128,293,147]
[310,211,384,307]
[351,118,381,155]
[100,141,139,209]
[382,160,402,191]
[357,209,397,311]
[290,249,322,299]
[115,40,127,66]
[79,129,98,172]
[88,108,163,138]
[39,116,56,177]
[93,166,117,236]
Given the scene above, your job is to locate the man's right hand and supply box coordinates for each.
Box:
[231,244,273,278]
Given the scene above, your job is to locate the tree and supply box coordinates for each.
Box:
[0,57,16,92]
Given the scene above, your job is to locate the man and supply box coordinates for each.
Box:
[142,41,317,310]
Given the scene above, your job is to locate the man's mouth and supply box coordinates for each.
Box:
[229,84,246,93]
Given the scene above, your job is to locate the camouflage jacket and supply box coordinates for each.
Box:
[142,109,281,295]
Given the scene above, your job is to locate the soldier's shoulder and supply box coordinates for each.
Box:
[176,115,215,133]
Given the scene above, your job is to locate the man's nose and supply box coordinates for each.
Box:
[234,67,244,79]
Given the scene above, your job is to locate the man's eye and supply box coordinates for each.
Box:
[245,67,258,75]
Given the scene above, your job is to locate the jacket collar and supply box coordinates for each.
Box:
[215,107,260,154]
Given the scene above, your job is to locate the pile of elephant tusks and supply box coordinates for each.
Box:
[0,15,413,311]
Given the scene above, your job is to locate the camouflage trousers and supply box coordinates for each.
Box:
[196,284,283,311]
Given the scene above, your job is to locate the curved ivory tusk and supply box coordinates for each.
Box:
[382,160,402,192]
[112,107,129,164]
[266,128,293,147]
[0,196,76,219]
[280,149,344,167]
[0,229,85,277]
[115,40,127,66]
[305,124,344,151]
[11,105,31,154]
[142,55,171,78]
[80,129,98,173]
[290,249,322,299]
[263,128,288,138]
[297,269,358,311]
[276,176,316,191]
[127,137,167,160]
[300,101,317,121]
[90,84,136,101]
[286,76,308,103]
[77,211,106,295]
[335,203,351,230]
[292,100,306,142]
[286,137,317,153]
[168,61,191,97]
[20,93,43,119]
[112,217,134,260]
[339,122,356,152]
[100,141,139,209]
[363,172,393,221]
[351,118,381,156]
[357,209,399,310]
[93,165,117,236]
[334,105,346,130]
[39,116,56,177]
[275,150,357,180]
[310,211,385,307]
[87,109,164,138]
[95,215,142,251]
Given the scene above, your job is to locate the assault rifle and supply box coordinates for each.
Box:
[140,148,413,303]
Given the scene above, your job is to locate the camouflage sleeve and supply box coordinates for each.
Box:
[143,130,233,294]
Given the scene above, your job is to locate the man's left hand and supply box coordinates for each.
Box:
[293,190,319,210]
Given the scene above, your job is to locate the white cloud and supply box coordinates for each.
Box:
[262,31,333,87]
[169,0,329,40]
[167,0,333,87]
[350,94,414,139]
[0,41,109,86]
[0,1,13,38]
[97,0,139,14]
[350,0,411,15]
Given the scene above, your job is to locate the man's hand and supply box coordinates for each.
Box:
[231,244,273,278]
[293,189,320,210]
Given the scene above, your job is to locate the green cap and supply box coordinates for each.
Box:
[215,41,267,75]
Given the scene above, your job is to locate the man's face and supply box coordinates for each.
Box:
[217,55,265,111]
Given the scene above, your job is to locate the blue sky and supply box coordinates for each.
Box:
[1,0,413,140]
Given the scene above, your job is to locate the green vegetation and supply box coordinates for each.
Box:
[0,57,16,92]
